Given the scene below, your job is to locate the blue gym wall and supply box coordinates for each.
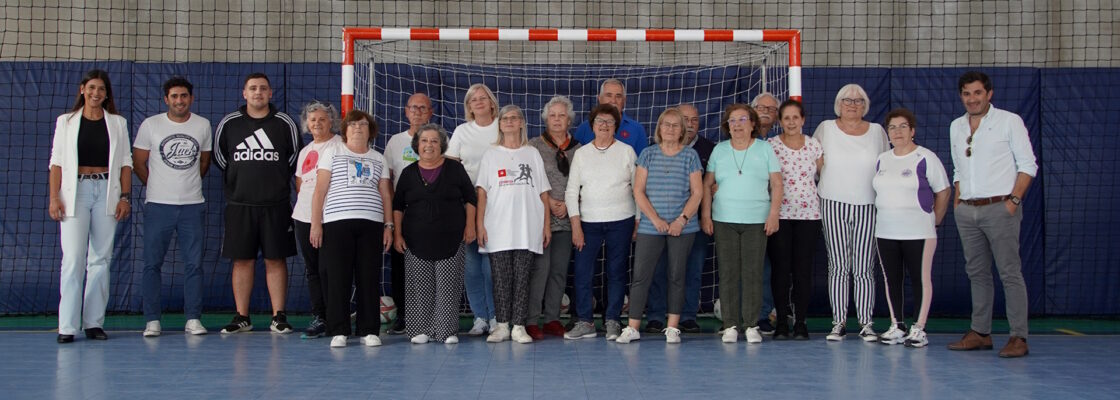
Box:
[1,62,1116,316]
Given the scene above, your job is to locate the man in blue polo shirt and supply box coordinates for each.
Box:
[573,79,648,153]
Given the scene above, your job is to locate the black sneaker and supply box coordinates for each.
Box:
[84,327,109,340]
[757,319,775,335]
[221,314,253,334]
[302,315,326,339]
[792,322,810,340]
[386,318,406,335]
[643,320,666,333]
[271,311,293,334]
[772,321,791,341]
[679,320,702,333]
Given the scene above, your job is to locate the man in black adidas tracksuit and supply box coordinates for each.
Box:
[213,72,303,334]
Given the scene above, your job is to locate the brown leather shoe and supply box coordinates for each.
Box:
[947,330,993,351]
[998,336,1029,358]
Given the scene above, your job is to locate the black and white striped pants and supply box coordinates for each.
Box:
[821,199,877,327]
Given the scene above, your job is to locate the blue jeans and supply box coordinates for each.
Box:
[647,231,709,323]
[142,202,205,321]
[573,218,634,322]
[464,242,494,320]
[760,255,774,322]
[58,179,118,335]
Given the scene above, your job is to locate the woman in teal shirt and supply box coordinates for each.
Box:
[700,104,783,344]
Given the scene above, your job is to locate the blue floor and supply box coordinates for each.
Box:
[2,331,1118,399]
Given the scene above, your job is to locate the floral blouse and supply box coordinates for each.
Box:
[768,135,823,220]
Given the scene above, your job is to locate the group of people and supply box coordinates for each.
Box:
[50,70,1035,358]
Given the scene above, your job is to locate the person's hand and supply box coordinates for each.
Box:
[572,227,585,251]
[394,232,407,254]
[543,228,552,248]
[668,218,684,237]
[463,224,477,244]
[382,228,393,253]
[701,216,714,236]
[49,197,65,221]
[477,225,488,248]
[552,200,568,219]
[310,223,323,249]
[114,199,130,221]
[711,183,719,195]
[764,213,779,236]
[652,217,670,234]
[1004,199,1018,216]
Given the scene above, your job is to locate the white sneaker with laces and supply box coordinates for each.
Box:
[904,326,928,348]
[879,325,906,345]
[615,326,641,343]
[444,335,459,344]
[487,322,510,343]
[184,319,207,335]
[330,335,347,348]
[859,323,878,342]
[511,325,533,344]
[411,334,430,344]
[826,324,846,341]
[664,327,681,344]
[143,320,161,337]
[361,334,382,347]
[746,326,763,343]
[721,326,739,343]
[468,317,489,336]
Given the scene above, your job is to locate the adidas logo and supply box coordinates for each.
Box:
[233,129,281,162]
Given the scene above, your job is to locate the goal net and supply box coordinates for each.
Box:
[344,28,801,316]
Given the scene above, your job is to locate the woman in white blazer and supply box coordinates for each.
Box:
[48,69,133,343]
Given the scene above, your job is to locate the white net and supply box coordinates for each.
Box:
[351,38,792,316]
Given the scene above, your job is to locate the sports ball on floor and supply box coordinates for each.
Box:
[380,296,397,323]
[560,294,570,314]
[713,298,722,321]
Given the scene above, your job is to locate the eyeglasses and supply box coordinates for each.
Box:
[966,132,975,157]
[406,105,430,112]
[754,105,778,113]
[348,121,370,128]
[659,121,681,129]
[887,123,912,131]
[727,116,751,125]
[500,115,523,122]
[593,117,616,126]
[683,117,700,124]
[840,98,866,106]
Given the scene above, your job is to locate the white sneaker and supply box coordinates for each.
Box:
[444,335,459,344]
[904,326,928,348]
[487,322,510,343]
[143,320,161,337]
[615,326,641,344]
[511,325,533,344]
[826,323,846,341]
[664,327,681,344]
[746,327,763,343]
[330,335,347,348]
[721,326,739,343]
[411,334,430,344]
[184,319,207,335]
[859,323,878,342]
[879,325,906,345]
[488,318,498,332]
[468,317,489,336]
[361,334,382,347]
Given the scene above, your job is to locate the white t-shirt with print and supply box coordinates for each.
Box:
[475,145,551,254]
[317,142,391,224]
[133,113,212,205]
[447,120,499,183]
[872,146,950,240]
[384,129,418,188]
[292,135,342,223]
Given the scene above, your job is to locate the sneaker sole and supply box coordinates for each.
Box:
[143,332,160,337]
[564,333,597,340]
[271,327,293,334]
[860,335,878,342]
[221,325,253,334]
[826,335,845,341]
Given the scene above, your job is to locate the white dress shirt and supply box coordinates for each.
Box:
[949,105,1038,200]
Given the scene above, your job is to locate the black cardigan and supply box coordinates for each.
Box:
[392,158,477,261]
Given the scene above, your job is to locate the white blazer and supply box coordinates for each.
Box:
[49,111,133,217]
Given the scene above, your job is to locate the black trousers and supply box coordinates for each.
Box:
[390,247,406,324]
[876,238,925,323]
[765,219,821,324]
[320,219,383,337]
[293,221,326,318]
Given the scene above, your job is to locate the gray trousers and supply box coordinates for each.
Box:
[528,231,572,324]
[714,222,767,330]
[955,202,1029,338]
[629,233,696,320]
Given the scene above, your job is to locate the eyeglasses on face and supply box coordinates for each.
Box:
[840,98,866,106]
[593,117,616,126]
[348,121,370,128]
[887,123,912,131]
[727,116,751,125]
[500,115,523,122]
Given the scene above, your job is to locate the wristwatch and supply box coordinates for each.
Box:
[1009,195,1021,205]
[119,192,131,204]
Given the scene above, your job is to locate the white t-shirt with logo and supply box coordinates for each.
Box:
[475,145,551,254]
[317,142,391,224]
[447,120,499,183]
[292,135,342,223]
[133,113,212,205]
[384,129,418,188]
[872,146,950,240]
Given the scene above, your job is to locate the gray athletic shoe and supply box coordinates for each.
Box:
[564,321,597,340]
[605,320,622,341]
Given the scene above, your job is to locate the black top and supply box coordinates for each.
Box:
[692,135,716,171]
[77,116,109,167]
[213,104,302,206]
[393,159,477,261]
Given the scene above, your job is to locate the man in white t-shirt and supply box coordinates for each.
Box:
[382,92,433,334]
[133,77,212,337]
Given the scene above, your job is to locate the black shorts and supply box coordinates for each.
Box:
[222,204,298,260]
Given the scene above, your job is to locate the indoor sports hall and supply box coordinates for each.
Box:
[1,1,1118,398]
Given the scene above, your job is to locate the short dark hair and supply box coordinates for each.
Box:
[588,104,621,133]
[163,76,193,96]
[244,72,270,88]
[720,104,762,139]
[958,71,992,92]
[778,99,804,119]
[411,123,449,155]
[341,109,378,146]
[885,108,917,129]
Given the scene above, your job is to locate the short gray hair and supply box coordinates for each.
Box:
[299,101,340,134]
[540,95,576,126]
[411,123,449,155]
[599,78,626,96]
[833,83,871,118]
[751,92,779,107]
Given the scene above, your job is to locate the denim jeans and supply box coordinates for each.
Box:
[464,242,495,320]
[58,179,118,335]
[572,218,634,322]
[142,202,205,321]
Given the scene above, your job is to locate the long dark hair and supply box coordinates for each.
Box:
[70,69,117,115]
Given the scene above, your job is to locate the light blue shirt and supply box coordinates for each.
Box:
[707,139,780,224]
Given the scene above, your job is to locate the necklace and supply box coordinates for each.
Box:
[732,138,752,175]
[593,139,614,153]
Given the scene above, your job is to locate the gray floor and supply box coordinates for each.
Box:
[2,332,1117,399]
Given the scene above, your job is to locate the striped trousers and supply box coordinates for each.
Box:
[821,199,877,327]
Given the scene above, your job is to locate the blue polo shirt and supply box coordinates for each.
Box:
[573,113,649,154]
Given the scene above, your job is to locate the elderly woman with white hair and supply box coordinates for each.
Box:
[475,105,551,343]
[812,83,889,342]
[525,96,581,339]
[447,83,501,336]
